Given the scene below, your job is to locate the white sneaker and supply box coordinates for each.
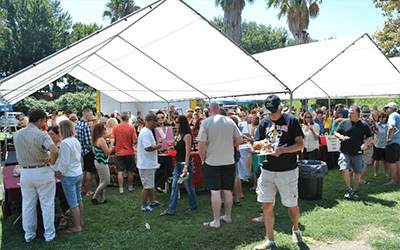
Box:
[292,230,303,243]
[253,240,276,249]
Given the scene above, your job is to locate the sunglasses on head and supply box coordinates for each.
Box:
[305,116,311,118]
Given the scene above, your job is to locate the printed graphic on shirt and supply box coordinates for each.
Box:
[265,122,289,150]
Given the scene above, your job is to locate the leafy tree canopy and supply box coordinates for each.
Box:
[211,16,290,54]
[373,0,400,57]
[0,0,72,78]
[13,88,96,116]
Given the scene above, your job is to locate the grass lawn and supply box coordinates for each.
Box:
[1,163,400,250]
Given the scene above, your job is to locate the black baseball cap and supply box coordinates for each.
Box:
[264,95,281,114]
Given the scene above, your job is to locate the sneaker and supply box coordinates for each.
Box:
[292,230,303,243]
[140,205,154,212]
[344,188,353,199]
[253,240,276,249]
[352,190,359,198]
[149,201,162,209]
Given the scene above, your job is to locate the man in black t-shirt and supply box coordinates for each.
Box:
[252,95,304,249]
[335,106,373,200]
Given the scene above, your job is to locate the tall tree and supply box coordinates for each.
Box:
[0,0,72,78]
[373,0,400,58]
[211,16,290,53]
[102,0,140,24]
[0,8,12,48]
[266,0,321,45]
[215,0,255,44]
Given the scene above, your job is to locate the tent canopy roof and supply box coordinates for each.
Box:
[0,0,288,105]
[253,34,400,100]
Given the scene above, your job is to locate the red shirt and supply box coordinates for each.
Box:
[112,124,137,156]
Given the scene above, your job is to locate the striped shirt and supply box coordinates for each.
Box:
[75,119,92,156]
[94,145,109,165]
[14,123,54,166]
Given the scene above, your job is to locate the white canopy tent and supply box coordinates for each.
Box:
[0,0,289,106]
[253,34,400,100]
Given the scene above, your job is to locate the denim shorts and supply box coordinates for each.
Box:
[60,174,83,209]
[339,153,363,174]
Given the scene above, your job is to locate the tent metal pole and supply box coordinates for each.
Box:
[118,36,211,100]
[309,79,330,99]
[95,54,169,103]
[293,34,367,93]
[289,91,293,113]
[365,33,400,75]
[77,65,141,102]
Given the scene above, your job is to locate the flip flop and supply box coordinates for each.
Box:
[64,228,82,233]
[203,221,221,228]
[220,216,232,224]
[252,216,264,223]
[86,191,94,196]
[160,212,173,216]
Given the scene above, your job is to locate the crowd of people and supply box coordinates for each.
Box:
[11,97,400,249]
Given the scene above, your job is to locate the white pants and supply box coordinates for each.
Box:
[20,167,56,242]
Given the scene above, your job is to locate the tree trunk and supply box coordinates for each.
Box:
[223,0,244,45]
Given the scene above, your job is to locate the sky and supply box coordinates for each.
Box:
[59,0,387,41]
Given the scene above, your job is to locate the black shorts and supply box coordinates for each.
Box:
[373,146,385,161]
[116,155,136,172]
[83,151,96,173]
[302,149,319,160]
[385,143,400,163]
[202,163,235,191]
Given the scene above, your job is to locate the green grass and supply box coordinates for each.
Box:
[1,163,400,250]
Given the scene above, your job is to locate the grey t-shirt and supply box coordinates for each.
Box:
[197,115,242,166]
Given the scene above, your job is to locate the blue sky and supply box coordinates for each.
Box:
[59,0,386,41]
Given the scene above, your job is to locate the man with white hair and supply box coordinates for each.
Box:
[252,95,304,249]
[384,102,400,185]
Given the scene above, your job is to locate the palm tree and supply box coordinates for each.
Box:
[266,0,321,45]
[215,0,255,45]
[102,0,140,24]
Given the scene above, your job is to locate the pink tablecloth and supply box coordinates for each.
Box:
[2,165,66,221]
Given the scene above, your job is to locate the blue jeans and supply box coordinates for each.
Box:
[165,160,197,214]
[60,174,83,209]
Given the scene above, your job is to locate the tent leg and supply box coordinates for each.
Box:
[289,91,293,112]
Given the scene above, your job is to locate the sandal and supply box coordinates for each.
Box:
[359,180,371,185]
[86,191,94,196]
[203,221,221,228]
[160,212,173,216]
[64,228,82,233]
[233,201,242,207]
[252,216,264,223]
[156,187,165,193]
[220,216,232,224]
